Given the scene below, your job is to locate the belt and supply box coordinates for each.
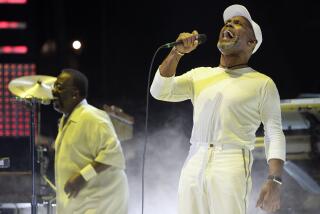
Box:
[195,142,248,151]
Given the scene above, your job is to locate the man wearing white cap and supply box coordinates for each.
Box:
[150,4,285,214]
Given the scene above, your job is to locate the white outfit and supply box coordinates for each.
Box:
[54,99,129,214]
[150,67,286,214]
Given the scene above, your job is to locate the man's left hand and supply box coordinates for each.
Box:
[64,173,86,198]
[256,180,281,212]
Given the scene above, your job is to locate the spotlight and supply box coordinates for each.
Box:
[72,40,81,50]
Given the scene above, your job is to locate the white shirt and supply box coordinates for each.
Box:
[54,99,128,213]
[150,67,286,161]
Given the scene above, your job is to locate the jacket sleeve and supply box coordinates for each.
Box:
[150,69,193,102]
[260,78,286,162]
[92,117,126,170]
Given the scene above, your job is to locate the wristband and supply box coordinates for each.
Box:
[80,164,97,181]
[172,47,185,56]
[267,175,282,185]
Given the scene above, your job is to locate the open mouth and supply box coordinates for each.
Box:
[222,30,236,40]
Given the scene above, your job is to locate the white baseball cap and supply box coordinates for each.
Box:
[223,4,262,54]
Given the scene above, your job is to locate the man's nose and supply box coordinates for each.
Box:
[225,22,233,27]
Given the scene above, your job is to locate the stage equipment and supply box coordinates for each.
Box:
[8,75,56,214]
[103,104,134,141]
[254,97,320,159]
[0,157,10,168]
[8,75,56,105]
[254,97,320,195]
[281,98,320,159]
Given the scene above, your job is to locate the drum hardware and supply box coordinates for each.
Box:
[8,75,56,214]
[0,157,10,169]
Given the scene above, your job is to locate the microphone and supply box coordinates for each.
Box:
[161,34,207,49]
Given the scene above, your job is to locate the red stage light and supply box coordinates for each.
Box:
[0,63,37,137]
[0,21,26,29]
[0,46,28,54]
[0,0,27,4]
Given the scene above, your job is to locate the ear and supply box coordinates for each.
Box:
[72,89,80,99]
[248,39,257,45]
[248,40,257,51]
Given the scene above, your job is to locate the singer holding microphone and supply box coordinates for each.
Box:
[150,4,285,214]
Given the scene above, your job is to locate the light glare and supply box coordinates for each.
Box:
[72,40,81,50]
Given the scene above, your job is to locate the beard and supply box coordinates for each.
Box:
[217,37,239,55]
[52,98,63,113]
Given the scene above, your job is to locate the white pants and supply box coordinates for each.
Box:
[57,168,129,214]
[178,145,253,214]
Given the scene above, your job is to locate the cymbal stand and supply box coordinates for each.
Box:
[12,96,39,213]
[29,98,38,214]
[8,75,56,214]
[16,96,49,214]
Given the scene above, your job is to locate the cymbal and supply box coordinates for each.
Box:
[8,75,57,102]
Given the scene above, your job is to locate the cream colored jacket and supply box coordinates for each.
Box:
[54,99,128,214]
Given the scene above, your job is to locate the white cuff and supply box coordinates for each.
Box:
[80,164,97,181]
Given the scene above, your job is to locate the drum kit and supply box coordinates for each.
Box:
[8,75,56,104]
[7,75,57,214]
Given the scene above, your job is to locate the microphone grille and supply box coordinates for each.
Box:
[197,34,207,44]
